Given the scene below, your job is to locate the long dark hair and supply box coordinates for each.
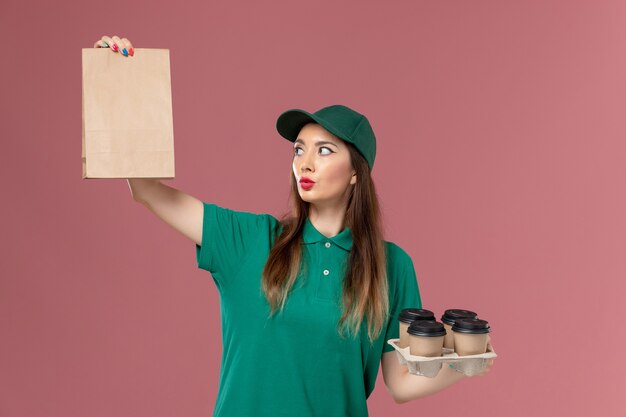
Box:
[261,140,389,344]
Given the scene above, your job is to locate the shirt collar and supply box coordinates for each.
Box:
[302,217,353,251]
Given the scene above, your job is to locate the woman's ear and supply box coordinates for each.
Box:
[350,172,357,185]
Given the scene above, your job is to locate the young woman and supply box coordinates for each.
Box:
[94,34,493,417]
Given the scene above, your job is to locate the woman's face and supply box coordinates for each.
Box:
[292,122,357,208]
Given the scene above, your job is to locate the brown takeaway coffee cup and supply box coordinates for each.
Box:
[451,318,491,356]
[407,320,446,357]
[397,308,435,348]
[440,309,478,350]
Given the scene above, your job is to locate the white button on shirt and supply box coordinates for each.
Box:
[323,269,329,275]
[325,242,331,248]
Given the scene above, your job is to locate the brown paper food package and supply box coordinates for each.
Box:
[82,48,175,179]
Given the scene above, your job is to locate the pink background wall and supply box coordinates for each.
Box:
[1,0,624,416]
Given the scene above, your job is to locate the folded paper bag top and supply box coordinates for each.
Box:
[82,48,175,179]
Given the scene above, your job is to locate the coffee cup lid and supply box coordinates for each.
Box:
[451,318,490,334]
[407,320,447,337]
[440,309,478,325]
[398,308,435,324]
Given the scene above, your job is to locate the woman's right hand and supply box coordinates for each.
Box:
[93,35,134,58]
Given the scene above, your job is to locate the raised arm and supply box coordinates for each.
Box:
[93,35,204,247]
[128,179,203,246]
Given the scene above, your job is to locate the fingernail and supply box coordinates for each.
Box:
[112,44,118,51]
[102,41,108,47]
[128,48,134,57]
[122,48,128,56]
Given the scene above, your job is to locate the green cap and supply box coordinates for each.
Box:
[276,104,377,170]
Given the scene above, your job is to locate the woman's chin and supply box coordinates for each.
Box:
[299,193,318,204]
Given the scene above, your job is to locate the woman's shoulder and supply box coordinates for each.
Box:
[383,240,412,262]
[201,201,280,237]
[206,202,279,221]
[381,240,420,304]
[382,240,415,273]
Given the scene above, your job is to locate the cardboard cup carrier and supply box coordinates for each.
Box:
[387,308,497,378]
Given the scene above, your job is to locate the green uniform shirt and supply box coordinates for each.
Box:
[195,202,422,417]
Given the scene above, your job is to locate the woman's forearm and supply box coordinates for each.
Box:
[126,178,161,202]
[394,364,466,403]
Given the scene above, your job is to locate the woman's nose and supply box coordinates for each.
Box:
[300,150,315,172]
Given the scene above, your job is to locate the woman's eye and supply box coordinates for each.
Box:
[293,146,333,156]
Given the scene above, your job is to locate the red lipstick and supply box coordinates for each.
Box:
[299,177,315,190]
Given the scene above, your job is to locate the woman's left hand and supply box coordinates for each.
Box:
[475,358,495,376]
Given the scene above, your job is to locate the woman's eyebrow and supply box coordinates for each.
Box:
[294,138,339,148]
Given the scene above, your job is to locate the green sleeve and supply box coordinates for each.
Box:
[382,249,422,353]
[195,202,269,289]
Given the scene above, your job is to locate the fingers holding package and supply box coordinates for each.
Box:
[93,35,134,57]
